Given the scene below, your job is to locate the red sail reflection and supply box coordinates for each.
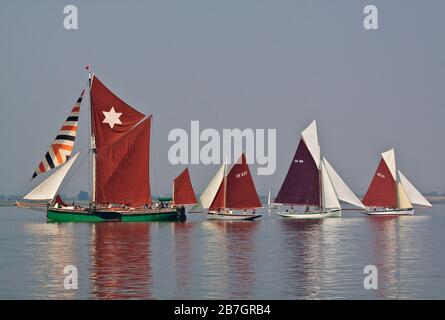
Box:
[91,223,152,299]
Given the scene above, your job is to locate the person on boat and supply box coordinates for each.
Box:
[305,205,309,212]
[243,208,247,214]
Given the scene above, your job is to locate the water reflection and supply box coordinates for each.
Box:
[90,223,152,299]
[366,215,431,299]
[172,222,194,294]
[278,220,323,298]
[24,223,79,299]
[199,221,258,299]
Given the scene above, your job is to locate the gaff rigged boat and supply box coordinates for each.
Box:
[274,120,366,219]
[362,148,432,216]
[199,153,262,221]
[172,167,198,220]
[24,69,181,222]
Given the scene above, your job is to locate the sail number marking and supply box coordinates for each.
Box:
[236,171,248,178]
[376,172,385,178]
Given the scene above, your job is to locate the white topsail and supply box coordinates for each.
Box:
[321,161,340,209]
[23,152,80,200]
[199,163,226,209]
[382,148,397,181]
[301,120,320,168]
[398,170,432,207]
[322,157,366,209]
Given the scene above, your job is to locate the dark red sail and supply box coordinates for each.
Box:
[209,180,225,211]
[275,139,320,206]
[362,158,397,208]
[91,75,151,207]
[173,168,197,205]
[225,153,262,209]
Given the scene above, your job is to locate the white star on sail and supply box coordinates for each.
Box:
[102,107,122,129]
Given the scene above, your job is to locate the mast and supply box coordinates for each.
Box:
[88,66,96,205]
[319,158,322,210]
[223,155,228,209]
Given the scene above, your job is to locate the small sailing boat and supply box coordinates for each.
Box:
[362,148,432,215]
[274,120,365,219]
[267,187,279,209]
[172,168,198,206]
[199,153,262,221]
[172,167,198,221]
[22,68,181,222]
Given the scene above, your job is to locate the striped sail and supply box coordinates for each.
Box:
[31,90,84,179]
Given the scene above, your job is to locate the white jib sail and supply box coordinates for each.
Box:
[322,157,366,209]
[301,120,320,168]
[199,163,226,209]
[321,161,341,209]
[23,152,80,200]
[398,170,432,207]
[397,182,413,209]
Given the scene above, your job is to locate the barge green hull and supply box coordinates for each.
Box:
[47,208,181,223]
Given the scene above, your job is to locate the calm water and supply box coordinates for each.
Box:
[0,204,444,299]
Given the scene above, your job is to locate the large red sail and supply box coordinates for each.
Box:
[91,75,151,206]
[225,153,262,209]
[275,139,320,206]
[362,158,397,208]
[173,168,197,205]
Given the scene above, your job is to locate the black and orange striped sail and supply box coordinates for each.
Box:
[31,90,84,179]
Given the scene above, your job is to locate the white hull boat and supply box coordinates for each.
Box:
[276,209,341,219]
[273,121,366,220]
[207,210,262,221]
[199,153,263,222]
[363,207,414,216]
[362,149,432,217]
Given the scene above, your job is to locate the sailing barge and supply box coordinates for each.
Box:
[362,148,432,215]
[24,70,182,222]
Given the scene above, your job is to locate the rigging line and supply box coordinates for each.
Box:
[57,149,90,198]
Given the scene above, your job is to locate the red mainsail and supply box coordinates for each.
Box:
[275,139,320,206]
[91,75,152,207]
[225,153,262,209]
[362,158,397,208]
[173,168,197,205]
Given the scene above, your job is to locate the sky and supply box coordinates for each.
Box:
[1,0,444,197]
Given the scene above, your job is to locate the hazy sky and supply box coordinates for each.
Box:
[1,0,444,197]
